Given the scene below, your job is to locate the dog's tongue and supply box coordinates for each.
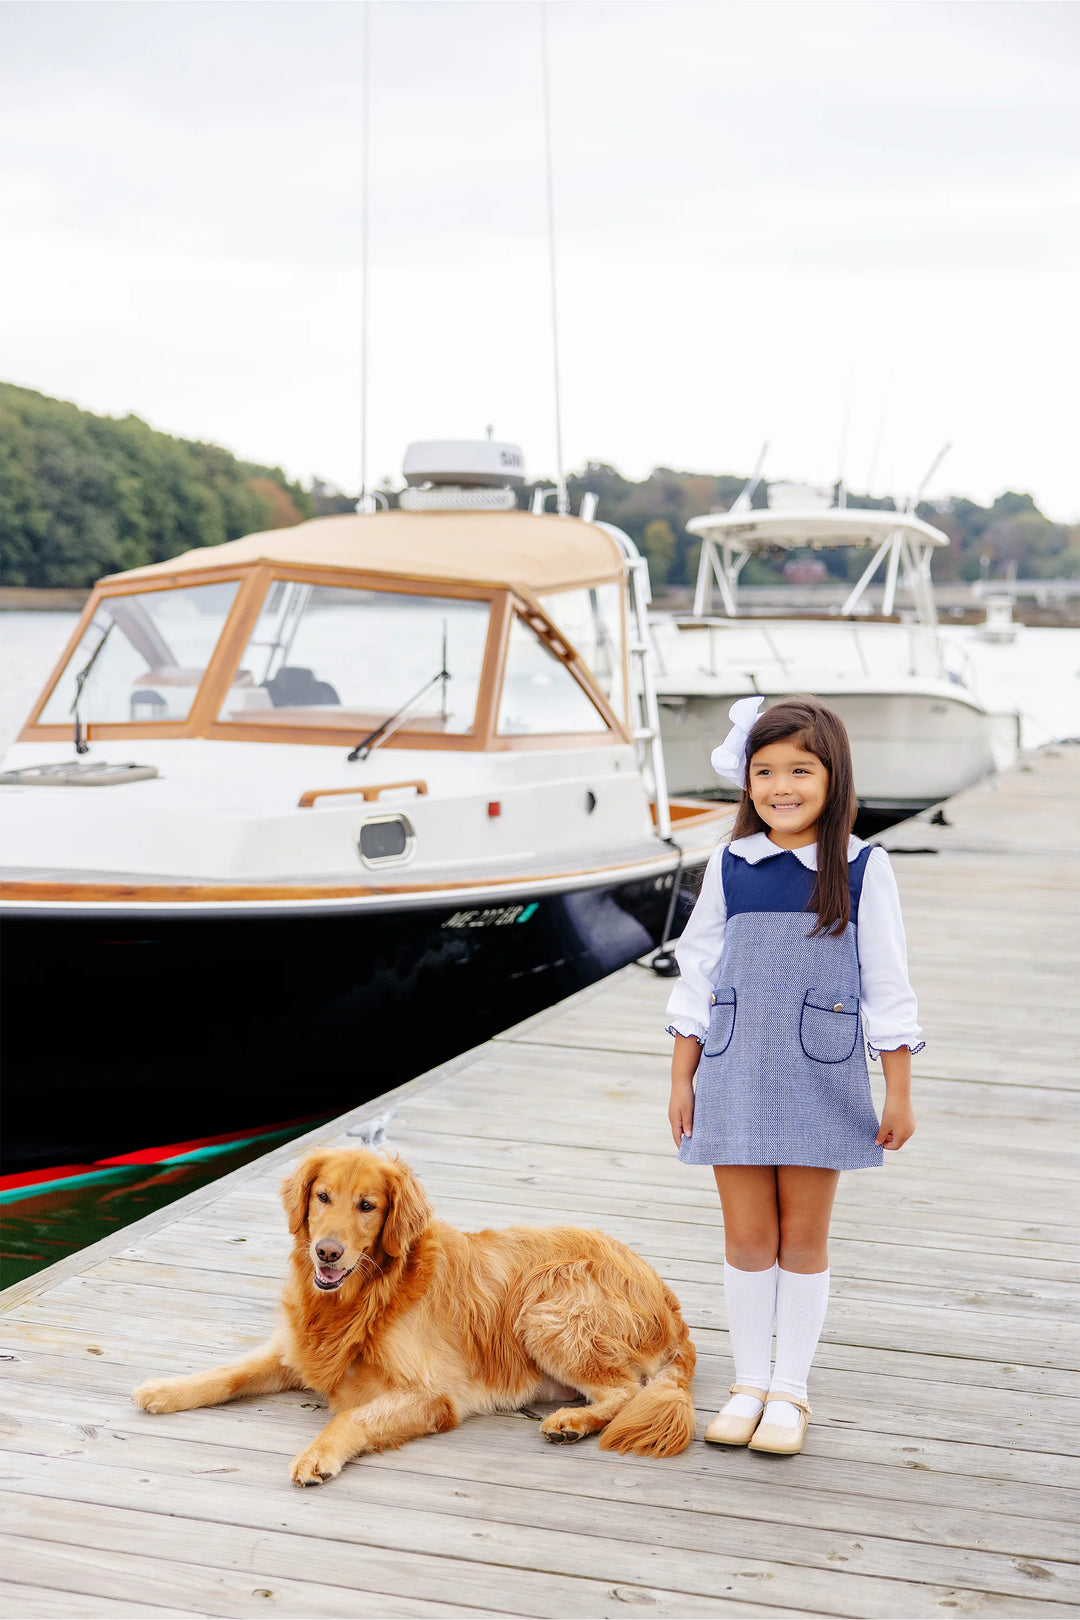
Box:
[316,1263,346,1285]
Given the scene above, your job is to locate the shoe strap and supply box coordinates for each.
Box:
[765,1392,811,1416]
[729,1383,769,1403]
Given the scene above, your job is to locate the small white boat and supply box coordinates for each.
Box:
[0,441,730,1174]
[975,594,1019,645]
[654,488,997,829]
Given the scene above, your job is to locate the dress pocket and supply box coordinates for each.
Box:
[704,988,737,1057]
[799,991,860,1064]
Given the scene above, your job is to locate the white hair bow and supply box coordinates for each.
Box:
[710,695,766,790]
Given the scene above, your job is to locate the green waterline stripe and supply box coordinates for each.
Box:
[0,1124,308,1206]
[1,1164,135,1206]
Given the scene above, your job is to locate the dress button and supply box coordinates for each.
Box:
[833,1003,844,1012]
[710,993,717,1005]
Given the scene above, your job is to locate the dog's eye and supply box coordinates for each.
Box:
[358,1198,375,1213]
[316,1191,331,1204]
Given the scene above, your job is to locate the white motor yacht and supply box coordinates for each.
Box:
[0,441,730,1175]
[654,486,998,829]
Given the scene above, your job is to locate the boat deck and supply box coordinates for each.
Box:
[2,747,1079,1618]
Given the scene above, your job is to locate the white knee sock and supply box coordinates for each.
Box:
[766,1267,830,1428]
[721,1262,777,1418]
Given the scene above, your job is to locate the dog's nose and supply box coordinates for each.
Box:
[315,1238,344,1264]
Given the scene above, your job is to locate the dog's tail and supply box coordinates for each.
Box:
[598,1312,696,1458]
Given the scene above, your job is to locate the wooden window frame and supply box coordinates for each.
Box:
[18,561,630,752]
[537,580,631,732]
[18,566,258,744]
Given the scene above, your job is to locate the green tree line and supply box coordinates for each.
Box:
[0,384,311,587]
[2,383,1076,589]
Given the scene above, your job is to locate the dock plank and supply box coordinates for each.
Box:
[3,745,1080,1618]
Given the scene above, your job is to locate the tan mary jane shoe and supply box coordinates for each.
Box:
[748,1394,811,1455]
[704,1384,769,1446]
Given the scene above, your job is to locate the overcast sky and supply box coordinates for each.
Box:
[2,0,1078,518]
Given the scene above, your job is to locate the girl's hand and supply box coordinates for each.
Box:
[669,1034,701,1148]
[669,1078,695,1148]
[876,1097,916,1151]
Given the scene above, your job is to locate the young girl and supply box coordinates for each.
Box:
[666,694,921,1456]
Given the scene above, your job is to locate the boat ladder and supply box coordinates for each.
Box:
[598,523,673,842]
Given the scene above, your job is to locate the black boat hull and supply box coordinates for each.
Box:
[2,868,689,1173]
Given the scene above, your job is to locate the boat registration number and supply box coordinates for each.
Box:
[442,903,538,930]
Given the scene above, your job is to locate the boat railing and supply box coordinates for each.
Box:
[662,617,980,700]
[297,780,429,809]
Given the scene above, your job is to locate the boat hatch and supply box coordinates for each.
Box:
[0,762,159,787]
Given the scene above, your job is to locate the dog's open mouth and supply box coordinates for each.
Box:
[313,1262,355,1291]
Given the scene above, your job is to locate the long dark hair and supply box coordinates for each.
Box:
[731,695,858,936]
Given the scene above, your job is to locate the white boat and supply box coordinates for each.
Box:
[0,441,730,1174]
[653,487,998,829]
[975,593,1019,645]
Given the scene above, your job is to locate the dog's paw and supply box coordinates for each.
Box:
[540,1408,592,1443]
[131,1378,188,1415]
[290,1444,343,1487]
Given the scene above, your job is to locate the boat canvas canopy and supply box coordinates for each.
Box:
[107,510,626,595]
[686,507,949,552]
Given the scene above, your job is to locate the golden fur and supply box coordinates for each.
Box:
[132,1147,696,1484]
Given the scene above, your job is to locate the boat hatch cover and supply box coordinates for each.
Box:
[0,761,160,787]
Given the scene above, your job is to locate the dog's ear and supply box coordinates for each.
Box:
[380,1160,432,1258]
[280,1153,324,1237]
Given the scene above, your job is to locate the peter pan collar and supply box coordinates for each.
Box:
[728,832,867,871]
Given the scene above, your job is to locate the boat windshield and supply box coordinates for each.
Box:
[539,583,625,722]
[38,582,241,725]
[496,616,610,736]
[218,581,490,734]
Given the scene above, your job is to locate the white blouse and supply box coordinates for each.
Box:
[665,832,924,1058]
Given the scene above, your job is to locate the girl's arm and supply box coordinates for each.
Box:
[665,844,727,1147]
[669,1034,702,1148]
[857,848,924,1059]
[876,1046,916,1151]
[664,844,728,1044]
[859,848,921,1152]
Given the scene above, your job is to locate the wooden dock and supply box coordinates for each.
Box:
[2,746,1079,1618]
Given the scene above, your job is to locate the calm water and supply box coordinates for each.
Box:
[2,609,1078,1286]
[3,609,1078,757]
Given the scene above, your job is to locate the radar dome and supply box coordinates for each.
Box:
[403,440,526,489]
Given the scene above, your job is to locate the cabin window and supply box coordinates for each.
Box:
[496,616,609,736]
[38,582,241,726]
[538,584,626,722]
[219,582,490,734]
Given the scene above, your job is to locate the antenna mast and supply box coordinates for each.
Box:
[906,441,951,513]
[539,1,568,517]
[835,368,853,508]
[358,1,373,514]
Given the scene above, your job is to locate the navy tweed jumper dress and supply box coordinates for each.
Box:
[678,844,884,1171]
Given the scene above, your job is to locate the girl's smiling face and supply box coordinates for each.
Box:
[747,736,829,848]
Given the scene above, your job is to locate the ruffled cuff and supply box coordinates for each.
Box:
[868,1039,925,1061]
[666,1019,706,1045]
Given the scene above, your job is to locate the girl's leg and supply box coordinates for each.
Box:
[713,1165,781,1270]
[766,1166,839,1429]
[713,1167,780,1422]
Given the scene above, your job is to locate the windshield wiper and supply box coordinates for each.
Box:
[347,624,451,763]
[70,621,114,755]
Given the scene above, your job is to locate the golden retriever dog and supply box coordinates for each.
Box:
[132,1147,696,1485]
